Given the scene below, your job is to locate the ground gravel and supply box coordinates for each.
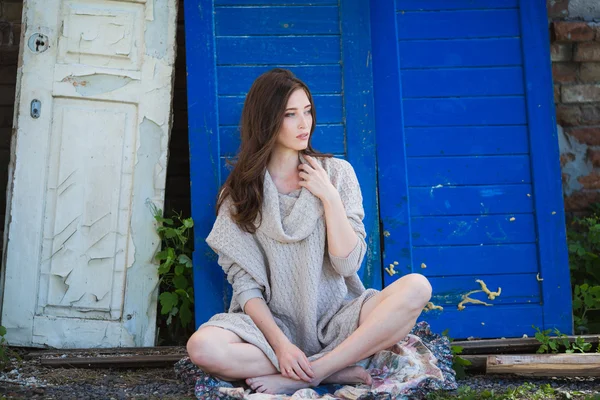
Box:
[1,347,599,399]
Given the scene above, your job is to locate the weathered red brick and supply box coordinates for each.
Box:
[578,172,600,189]
[556,105,582,126]
[561,152,576,166]
[562,172,570,185]
[554,84,561,103]
[575,42,600,62]
[580,63,600,82]
[553,63,579,83]
[554,22,595,42]
[567,126,600,145]
[562,84,600,103]
[551,43,573,62]
[588,149,600,167]
[547,0,569,19]
[564,191,600,211]
[582,105,600,124]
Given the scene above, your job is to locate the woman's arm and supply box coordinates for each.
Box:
[244,298,314,381]
[321,193,360,259]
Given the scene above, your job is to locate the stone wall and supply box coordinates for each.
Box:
[549,0,600,212]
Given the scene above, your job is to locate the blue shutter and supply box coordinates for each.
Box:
[372,0,571,338]
[186,0,381,325]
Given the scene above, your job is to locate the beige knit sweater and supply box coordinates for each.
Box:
[201,156,378,370]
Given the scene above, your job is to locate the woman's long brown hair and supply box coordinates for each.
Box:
[216,68,331,233]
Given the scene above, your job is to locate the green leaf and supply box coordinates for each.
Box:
[0,326,6,336]
[173,274,188,290]
[183,218,194,228]
[155,250,169,261]
[451,345,463,355]
[178,255,193,269]
[159,292,179,315]
[179,298,192,327]
[174,264,185,276]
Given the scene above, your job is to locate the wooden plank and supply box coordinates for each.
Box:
[403,97,527,126]
[184,0,226,326]
[40,354,183,369]
[371,0,413,289]
[217,65,342,95]
[218,94,343,126]
[396,0,518,10]
[405,126,529,157]
[420,304,543,340]
[399,38,522,69]
[397,9,520,39]
[428,274,540,306]
[25,346,185,359]
[455,335,600,355]
[520,0,573,334]
[401,68,524,98]
[216,6,339,36]
[219,124,345,156]
[411,214,536,246]
[487,354,600,376]
[216,36,341,65]
[413,244,539,276]
[340,0,381,289]
[409,184,534,216]
[407,155,531,186]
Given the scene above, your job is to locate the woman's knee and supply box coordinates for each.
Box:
[397,273,432,306]
[186,328,227,372]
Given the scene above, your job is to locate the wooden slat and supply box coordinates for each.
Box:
[397,9,520,39]
[396,0,518,10]
[411,214,536,246]
[487,354,600,376]
[25,346,185,359]
[413,244,538,276]
[217,65,342,95]
[40,354,183,369]
[420,304,543,340]
[399,38,522,68]
[403,97,527,126]
[455,336,600,355]
[401,68,524,98]
[219,124,345,156]
[216,6,339,36]
[216,36,341,65]
[428,274,540,306]
[218,94,343,126]
[409,184,533,216]
[407,155,531,186]
[405,126,529,157]
[216,0,337,5]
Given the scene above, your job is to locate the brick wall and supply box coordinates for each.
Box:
[549,0,600,212]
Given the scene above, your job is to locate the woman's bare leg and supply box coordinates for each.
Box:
[246,273,432,394]
[186,326,277,381]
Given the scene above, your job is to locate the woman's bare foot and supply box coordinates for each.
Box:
[322,366,372,386]
[246,374,317,394]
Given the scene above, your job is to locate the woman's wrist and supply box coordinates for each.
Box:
[320,188,341,208]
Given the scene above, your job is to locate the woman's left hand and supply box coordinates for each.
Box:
[298,155,339,202]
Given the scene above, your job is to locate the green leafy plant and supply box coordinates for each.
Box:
[573,283,600,334]
[441,329,472,380]
[0,325,8,368]
[570,336,592,353]
[532,325,594,354]
[151,204,195,344]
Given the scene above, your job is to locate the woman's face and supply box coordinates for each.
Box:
[275,88,313,152]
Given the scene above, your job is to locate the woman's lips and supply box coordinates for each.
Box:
[297,133,309,140]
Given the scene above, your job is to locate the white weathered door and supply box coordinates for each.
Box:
[0,0,178,347]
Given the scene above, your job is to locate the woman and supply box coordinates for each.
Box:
[186,68,432,395]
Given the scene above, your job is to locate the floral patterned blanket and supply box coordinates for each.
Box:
[175,322,457,400]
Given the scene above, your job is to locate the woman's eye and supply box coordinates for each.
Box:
[304,110,311,115]
[285,112,294,117]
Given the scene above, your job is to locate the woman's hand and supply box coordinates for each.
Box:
[298,155,339,203]
[275,341,315,382]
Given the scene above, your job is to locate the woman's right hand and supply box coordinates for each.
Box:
[275,341,315,382]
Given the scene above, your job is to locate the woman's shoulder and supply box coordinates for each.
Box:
[318,156,357,182]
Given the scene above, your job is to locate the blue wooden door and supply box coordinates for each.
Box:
[371,0,572,338]
[185,0,382,324]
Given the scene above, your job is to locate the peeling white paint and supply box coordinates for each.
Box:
[2,0,178,348]
[558,124,589,196]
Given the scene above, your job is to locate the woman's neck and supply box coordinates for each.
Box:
[267,149,300,180]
